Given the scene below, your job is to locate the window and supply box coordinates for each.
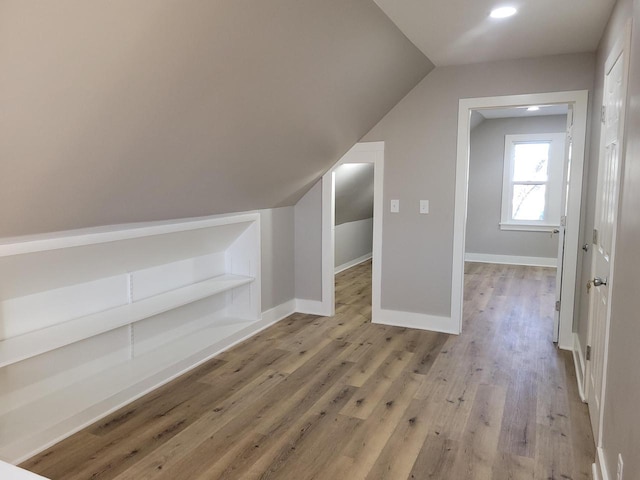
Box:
[501,133,566,230]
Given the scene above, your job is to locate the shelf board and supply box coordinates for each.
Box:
[0,461,48,480]
[0,317,257,462]
[0,274,254,368]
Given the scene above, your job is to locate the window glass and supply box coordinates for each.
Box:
[513,142,550,182]
[512,184,546,221]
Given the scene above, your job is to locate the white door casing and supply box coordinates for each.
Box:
[455,91,589,347]
[321,142,384,319]
[585,23,631,447]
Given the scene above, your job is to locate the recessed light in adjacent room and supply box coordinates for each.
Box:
[490,6,517,19]
[527,106,540,112]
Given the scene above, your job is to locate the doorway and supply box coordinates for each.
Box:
[454,91,589,349]
[320,142,384,319]
[465,104,571,342]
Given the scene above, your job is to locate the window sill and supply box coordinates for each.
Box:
[499,223,560,232]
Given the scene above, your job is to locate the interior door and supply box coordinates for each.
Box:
[585,32,629,443]
[552,107,573,342]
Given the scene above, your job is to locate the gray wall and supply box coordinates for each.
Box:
[586,0,640,474]
[334,164,374,225]
[362,52,595,317]
[259,207,295,312]
[0,0,433,238]
[466,115,567,259]
[335,218,373,269]
[294,181,322,301]
[334,163,374,269]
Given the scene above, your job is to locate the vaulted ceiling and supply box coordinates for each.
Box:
[0,0,432,237]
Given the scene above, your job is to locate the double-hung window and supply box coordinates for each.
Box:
[500,133,566,231]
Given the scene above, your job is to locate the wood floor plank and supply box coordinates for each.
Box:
[22,261,595,480]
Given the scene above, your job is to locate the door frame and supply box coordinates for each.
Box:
[320,142,384,317]
[454,90,589,349]
[585,21,632,457]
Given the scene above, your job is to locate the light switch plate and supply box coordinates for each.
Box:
[420,200,429,214]
[391,199,400,213]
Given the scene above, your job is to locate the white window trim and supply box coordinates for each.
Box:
[500,132,566,230]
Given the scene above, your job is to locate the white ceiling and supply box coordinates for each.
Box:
[372,0,617,65]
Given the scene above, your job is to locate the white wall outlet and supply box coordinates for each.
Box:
[391,199,400,213]
[617,453,624,480]
[420,200,430,214]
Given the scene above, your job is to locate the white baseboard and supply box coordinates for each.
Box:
[295,298,329,316]
[465,252,557,268]
[572,333,587,402]
[335,253,372,274]
[373,308,459,335]
[9,300,297,466]
[261,299,296,325]
[594,447,610,480]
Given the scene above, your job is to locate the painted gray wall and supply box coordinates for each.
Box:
[294,181,322,301]
[0,0,433,238]
[259,207,295,312]
[334,163,374,269]
[362,52,595,317]
[335,218,373,269]
[466,115,567,260]
[334,164,374,225]
[581,0,640,474]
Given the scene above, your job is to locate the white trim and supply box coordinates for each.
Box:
[455,90,589,349]
[322,141,384,321]
[335,253,372,274]
[594,447,610,480]
[464,253,557,268]
[321,170,336,317]
[572,333,587,402]
[500,133,566,227]
[0,461,48,480]
[261,299,296,325]
[585,20,633,451]
[498,223,560,232]
[0,213,258,257]
[295,299,327,316]
[373,309,457,335]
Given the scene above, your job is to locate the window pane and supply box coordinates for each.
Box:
[512,184,546,221]
[513,143,550,181]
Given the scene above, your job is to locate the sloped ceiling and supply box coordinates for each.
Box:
[335,163,374,225]
[0,0,433,237]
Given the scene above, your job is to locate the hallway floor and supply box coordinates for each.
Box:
[22,261,594,479]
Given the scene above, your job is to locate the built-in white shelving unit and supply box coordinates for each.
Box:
[0,213,262,465]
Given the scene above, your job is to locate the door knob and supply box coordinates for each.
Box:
[587,277,608,293]
[592,277,607,287]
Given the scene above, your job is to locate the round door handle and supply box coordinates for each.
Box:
[592,277,608,287]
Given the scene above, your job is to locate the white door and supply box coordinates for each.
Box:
[552,107,573,342]
[585,28,630,444]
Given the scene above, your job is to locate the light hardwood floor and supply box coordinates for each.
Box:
[22,261,594,479]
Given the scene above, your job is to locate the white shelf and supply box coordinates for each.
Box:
[0,317,258,462]
[0,461,48,480]
[0,274,254,368]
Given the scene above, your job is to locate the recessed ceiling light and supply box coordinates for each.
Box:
[490,6,517,19]
[527,106,540,112]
